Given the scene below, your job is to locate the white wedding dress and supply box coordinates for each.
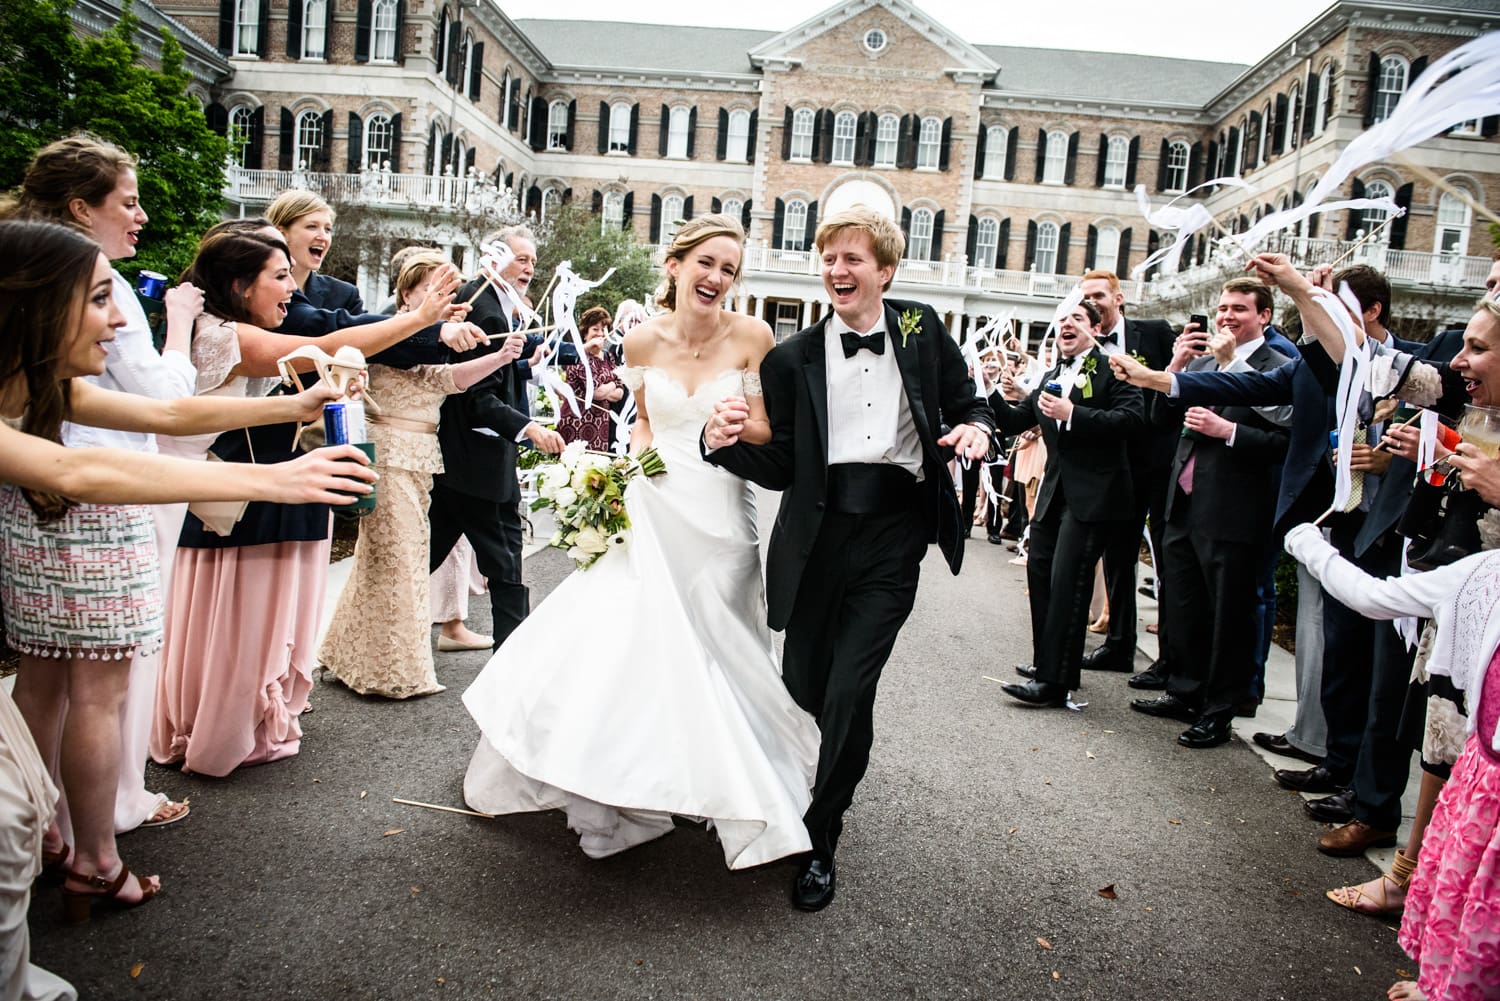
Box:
[462,367,820,869]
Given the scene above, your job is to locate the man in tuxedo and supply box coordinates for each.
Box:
[430,227,565,650]
[703,207,994,912]
[991,299,1145,705]
[1127,279,1292,748]
[1077,272,1174,676]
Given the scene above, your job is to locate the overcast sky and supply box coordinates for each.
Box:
[496,0,1330,62]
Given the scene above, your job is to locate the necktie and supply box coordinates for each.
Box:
[1178,452,1197,495]
[840,330,885,358]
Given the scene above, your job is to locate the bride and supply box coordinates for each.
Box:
[462,215,820,869]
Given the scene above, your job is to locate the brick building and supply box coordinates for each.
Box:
[93,0,1500,336]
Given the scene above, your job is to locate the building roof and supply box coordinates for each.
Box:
[515,19,773,75]
[977,45,1247,105]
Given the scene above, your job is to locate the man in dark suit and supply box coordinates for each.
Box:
[704,208,994,912]
[1077,272,1174,676]
[1127,278,1292,748]
[430,227,564,650]
[991,298,1145,705]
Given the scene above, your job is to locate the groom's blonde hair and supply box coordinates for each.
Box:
[815,207,905,289]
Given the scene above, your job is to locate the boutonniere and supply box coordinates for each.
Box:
[1130,350,1148,366]
[898,309,922,348]
[1076,355,1098,399]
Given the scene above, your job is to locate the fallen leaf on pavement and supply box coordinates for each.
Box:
[383,828,405,837]
[1085,751,1097,760]
[129,962,144,979]
[1167,818,1182,825]
[1398,969,1412,978]
[1354,967,1362,975]
[1037,937,1053,950]
[1097,885,1118,900]
[1008,827,1019,834]
[1052,971,1061,980]
[360,790,367,799]
[411,886,422,893]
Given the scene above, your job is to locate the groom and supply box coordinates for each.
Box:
[703,207,994,911]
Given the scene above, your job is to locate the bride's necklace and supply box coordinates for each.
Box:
[682,322,725,360]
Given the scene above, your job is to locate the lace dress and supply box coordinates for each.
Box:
[462,367,820,869]
[318,364,461,698]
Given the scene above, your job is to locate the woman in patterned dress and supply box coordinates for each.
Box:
[0,219,362,922]
[318,252,523,697]
[556,306,624,451]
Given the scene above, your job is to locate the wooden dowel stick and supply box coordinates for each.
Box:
[1327,213,1397,271]
[392,797,495,819]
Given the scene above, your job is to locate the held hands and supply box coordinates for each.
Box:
[1449,444,1500,506]
[705,397,750,449]
[440,322,490,352]
[276,445,377,505]
[1183,406,1233,440]
[595,382,624,403]
[524,422,566,454]
[937,423,991,461]
[496,331,526,365]
[165,282,204,326]
[1037,390,1074,423]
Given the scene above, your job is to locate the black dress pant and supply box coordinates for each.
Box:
[782,510,926,861]
[1026,501,1113,690]
[1100,466,1163,657]
[1159,492,1262,716]
[428,483,528,649]
[1351,535,1416,830]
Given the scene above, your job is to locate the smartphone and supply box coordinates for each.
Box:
[1188,313,1209,332]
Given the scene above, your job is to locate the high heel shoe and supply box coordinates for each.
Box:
[61,865,160,924]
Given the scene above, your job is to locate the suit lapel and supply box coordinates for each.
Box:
[887,302,931,443]
[800,318,831,459]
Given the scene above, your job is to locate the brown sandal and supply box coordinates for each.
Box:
[61,865,160,924]
[39,843,70,884]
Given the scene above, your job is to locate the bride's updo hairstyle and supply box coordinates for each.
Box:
[655,213,745,311]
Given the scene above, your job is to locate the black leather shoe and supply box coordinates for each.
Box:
[1251,732,1323,766]
[1303,788,1355,824]
[1274,764,1345,794]
[1001,680,1068,707]
[1130,693,1199,723]
[1081,646,1134,672]
[987,533,1005,545]
[793,856,835,911]
[1127,663,1169,690]
[1232,698,1261,718]
[1178,713,1233,749]
[1014,663,1037,679]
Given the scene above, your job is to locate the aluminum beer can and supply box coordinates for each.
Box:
[136,270,168,300]
[323,401,350,446]
[1044,380,1063,395]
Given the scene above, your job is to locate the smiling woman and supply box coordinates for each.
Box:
[266,188,364,312]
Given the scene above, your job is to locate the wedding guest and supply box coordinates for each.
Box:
[4,133,197,833]
[431,537,491,651]
[266,189,362,312]
[317,252,523,698]
[557,305,624,450]
[151,230,458,776]
[0,219,361,923]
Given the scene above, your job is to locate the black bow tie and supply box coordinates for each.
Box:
[840,330,886,358]
[1099,331,1118,346]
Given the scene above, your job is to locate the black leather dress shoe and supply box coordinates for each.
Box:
[1001,680,1068,707]
[1274,764,1345,794]
[1178,713,1233,749]
[1014,663,1037,679]
[987,533,1005,545]
[1126,663,1169,690]
[1251,731,1323,766]
[1303,788,1355,824]
[793,856,835,911]
[1129,693,1199,723]
[1081,646,1134,672]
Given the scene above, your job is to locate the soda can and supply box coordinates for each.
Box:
[136,270,168,300]
[1044,380,1063,395]
[323,401,349,446]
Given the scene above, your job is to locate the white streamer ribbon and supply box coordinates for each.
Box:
[1308,283,1372,522]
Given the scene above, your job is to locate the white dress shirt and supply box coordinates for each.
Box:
[824,311,923,478]
[1097,316,1126,357]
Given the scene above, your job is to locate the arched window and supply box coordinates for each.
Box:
[1164,140,1189,193]
[667,106,690,159]
[721,197,743,223]
[1043,129,1068,184]
[233,0,260,55]
[427,123,443,174]
[782,199,808,251]
[1094,225,1120,274]
[436,8,450,74]
[1433,192,1471,256]
[601,190,625,231]
[907,207,934,260]
[790,109,814,160]
[301,0,326,58]
[229,105,255,166]
[371,0,397,60]
[450,137,467,176]
[916,116,942,170]
[982,125,1007,180]
[874,114,899,167]
[547,100,569,150]
[1034,221,1059,273]
[1257,101,1271,166]
[462,31,475,89]
[726,110,750,161]
[973,216,1000,269]
[363,113,392,169]
[1374,55,1408,123]
[660,193,684,245]
[1360,179,1394,240]
[500,69,512,126]
[608,102,631,152]
[295,109,323,169]
[1288,82,1302,150]
[1233,116,1248,175]
[541,187,562,223]
[1103,136,1128,188]
[832,111,857,165]
[1314,63,1333,134]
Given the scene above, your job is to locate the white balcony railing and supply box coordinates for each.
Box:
[223,164,518,214]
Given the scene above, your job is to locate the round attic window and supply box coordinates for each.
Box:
[863,28,887,54]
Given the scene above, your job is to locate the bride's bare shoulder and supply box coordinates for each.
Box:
[727,312,775,364]
[622,316,672,367]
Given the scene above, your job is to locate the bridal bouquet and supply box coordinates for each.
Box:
[531,440,667,569]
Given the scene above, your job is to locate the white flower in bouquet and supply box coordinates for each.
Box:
[560,440,588,470]
[554,485,579,509]
[572,526,609,556]
[537,465,566,500]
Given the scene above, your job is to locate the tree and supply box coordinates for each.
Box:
[0,0,227,279]
[533,203,659,318]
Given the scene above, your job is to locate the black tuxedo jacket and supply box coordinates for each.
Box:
[303,271,364,314]
[432,279,532,503]
[705,299,993,631]
[1115,317,1176,469]
[1156,345,1292,544]
[990,346,1144,523]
